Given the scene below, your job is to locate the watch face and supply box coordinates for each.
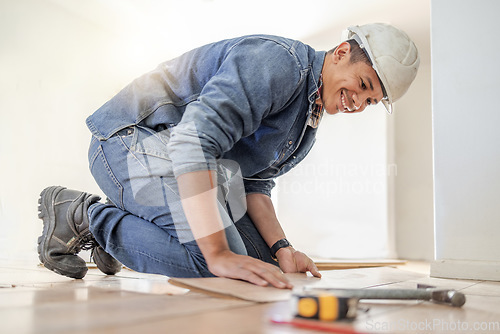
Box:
[279,239,290,248]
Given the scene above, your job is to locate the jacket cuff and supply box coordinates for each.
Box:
[244,179,276,198]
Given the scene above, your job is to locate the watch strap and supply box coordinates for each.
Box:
[270,238,292,259]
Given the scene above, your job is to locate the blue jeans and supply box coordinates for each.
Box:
[87,125,276,277]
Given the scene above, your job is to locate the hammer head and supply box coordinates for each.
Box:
[432,290,466,307]
[417,284,466,307]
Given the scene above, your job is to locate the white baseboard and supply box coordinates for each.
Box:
[431,259,500,281]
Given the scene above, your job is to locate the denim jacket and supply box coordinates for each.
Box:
[86,35,326,197]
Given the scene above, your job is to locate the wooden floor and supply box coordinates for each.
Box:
[1,261,500,334]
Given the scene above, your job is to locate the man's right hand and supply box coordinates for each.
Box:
[206,249,293,289]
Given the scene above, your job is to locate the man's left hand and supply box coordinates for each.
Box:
[275,247,322,278]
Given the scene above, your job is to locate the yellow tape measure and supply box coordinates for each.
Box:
[294,293,357,321]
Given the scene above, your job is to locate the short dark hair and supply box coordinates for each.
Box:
[328,39,372,66]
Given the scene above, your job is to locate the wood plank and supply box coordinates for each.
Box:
[313,258,407,271]
[170,267,426,303]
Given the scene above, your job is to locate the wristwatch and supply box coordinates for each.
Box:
[270,238,292,259]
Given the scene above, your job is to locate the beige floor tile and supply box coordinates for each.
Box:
[312,266,427,290]
[462,294,500,316]
[0,266,188,295]
[461,280,500,297]
[2,261,500,334]
[408,276,480,291]
[0,267,74,285]
[85,301,323,334]
[353,300,500,333]
[396,261,431,275]
[0,287,253,334]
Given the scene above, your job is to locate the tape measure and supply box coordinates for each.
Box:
[293,293,358,321]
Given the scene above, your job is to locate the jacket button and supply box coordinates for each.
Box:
[288,141,293,145]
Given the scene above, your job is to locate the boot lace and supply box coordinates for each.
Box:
[79,231,99,251]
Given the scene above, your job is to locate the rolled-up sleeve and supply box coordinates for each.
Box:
[166,37,301,179]
[244,179,276,198]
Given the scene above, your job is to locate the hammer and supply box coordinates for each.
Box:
[305,284,466,307]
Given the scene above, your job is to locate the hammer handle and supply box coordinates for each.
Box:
[311,288,465,307]
[320,288,432,300]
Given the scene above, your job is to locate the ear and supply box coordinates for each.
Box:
[332,41,351,64]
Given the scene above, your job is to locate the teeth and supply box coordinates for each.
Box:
[341,91,357,112]
[341,91,351,112]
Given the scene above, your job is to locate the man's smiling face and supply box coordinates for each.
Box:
[319,42,384,115]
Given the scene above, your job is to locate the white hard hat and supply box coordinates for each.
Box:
[342,23,420,113]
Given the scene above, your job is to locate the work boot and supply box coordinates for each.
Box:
[91,245,122,275]
[37,186,121,278]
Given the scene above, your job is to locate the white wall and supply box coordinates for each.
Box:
[277,106,394,259]
[0,0,110,263]
[394,62,434,261]
[431,0,500,280]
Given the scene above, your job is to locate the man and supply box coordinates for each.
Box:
[37,23,419,288]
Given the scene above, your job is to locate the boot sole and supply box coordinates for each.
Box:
[37,186,88,279]
[93,247,122,275]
